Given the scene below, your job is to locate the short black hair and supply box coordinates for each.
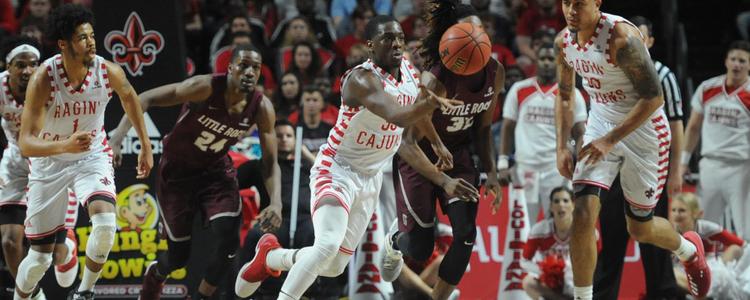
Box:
[728,40,750,56]
[47,4,95,41]
[275,119,294,129]
[301,84,322,95]
[537,42,555,55]
[365,15,398,40]
[630,15,653,36]
[231,43,262,61]
[1,35,42,63]
[230,31,253,43]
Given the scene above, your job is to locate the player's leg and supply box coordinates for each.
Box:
[0,205,26,278]
[196,216,241,299]
[638,185,682,298]
[516,165,542,223]
[53,194,81,288]
[432,200,478,300]
[697,158,726,227]
[592,177,629,300]
[725,160,750,238]
[569,186,602,300]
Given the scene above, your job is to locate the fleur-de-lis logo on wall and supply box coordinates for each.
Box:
[104,12,165,77]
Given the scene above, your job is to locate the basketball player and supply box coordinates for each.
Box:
[554,0,710,298]
[234,15,470,300]
[0,37,81,298]
[108,44,282,300]
[380,3,501,299]
[499,42,587,222]
[15,4,153,300]
[682,41,750,238]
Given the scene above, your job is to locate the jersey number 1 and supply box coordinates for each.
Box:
[194,131,227,153]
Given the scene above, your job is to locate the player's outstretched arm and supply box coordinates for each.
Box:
[417,71,453,170]
[478,62,504,214]
[256,96,282,233]
[19,66,86,157]
[105,61,153,178]
[109,74,212,167]
[342,69,460,128]
[554,33,577,179]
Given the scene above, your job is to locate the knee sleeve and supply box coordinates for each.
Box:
[155,240,191,277]
[16,249,53,293]
[625,203,654,222]
[319,253,350,277]
[204,217,240,286]
[86,213,116,264]
[398,226,435,261]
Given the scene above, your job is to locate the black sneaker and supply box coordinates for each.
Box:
[67,290,95,300]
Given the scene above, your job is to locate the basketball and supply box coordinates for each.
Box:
[439,23,492,75]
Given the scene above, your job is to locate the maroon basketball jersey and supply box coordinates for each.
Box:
[428,58,499,150]
[162,74,262,168]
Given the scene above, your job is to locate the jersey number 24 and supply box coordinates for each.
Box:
[194,131,228,153]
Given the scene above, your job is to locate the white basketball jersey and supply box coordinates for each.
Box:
[690,75,750,161]
[561,13,661,124]
[0,71,25,146]
[40,54,112,161]
[503,77,588,166]
[318,58,420,175]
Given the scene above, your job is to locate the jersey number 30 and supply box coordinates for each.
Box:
[194,131,227,153]
[446,116,474,132]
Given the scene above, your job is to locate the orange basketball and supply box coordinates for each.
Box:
[439,23,492,75]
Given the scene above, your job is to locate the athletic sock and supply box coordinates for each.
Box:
[267,248,306,271]
[574,285,592,300]
[78,265,102,292]
[674,235,697,262]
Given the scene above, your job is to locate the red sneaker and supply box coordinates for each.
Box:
[235,233,282,298]
[682,231,711,297]
[138,261,166,300]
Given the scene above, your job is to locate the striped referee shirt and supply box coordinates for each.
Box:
[654,60,683,121]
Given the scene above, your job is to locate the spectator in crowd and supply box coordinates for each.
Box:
[274,71,303,120]
[275,17,334,77]
[272,0,336,49]
[499,43,587,221]
[213,31,277,96]
[669,193,748,300]
[274,0,327,21]
[593,16,686,300]
[522,187,596,300]
[0,0,17,36]
[520,27,556,76]
[18,0,51,26]
[209,12,267,60]
[334,3,373,61]
[515,0,565,71]
[287,85,335,163]
[479,12,517,69]
[405,38,426,71]
[683,40,750,237]
[330,0,391,35]
[313,76,338,107]
[332,42,368,97]
[396,0,427,39]
[287,41,325,85]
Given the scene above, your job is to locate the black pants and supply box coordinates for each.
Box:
[593,176,685,300]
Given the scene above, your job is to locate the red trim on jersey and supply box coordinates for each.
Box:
[658,157,669,165]
[702,86,723,105]
[320,160,332,167]
[737,90,750,111]
[624,196,657,209]
[573,180,611,190]
[82,191,116,207]
[26,224,65,239]
[657,175,668,181]
[339,246,354,255]
[315,179,332,189]
[0,201,26,207]
[516,86,537,108]
[312,191,350,215]
[321,147,336,158]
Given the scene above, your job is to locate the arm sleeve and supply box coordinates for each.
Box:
[573,88,588,123]
[502,83,520,120]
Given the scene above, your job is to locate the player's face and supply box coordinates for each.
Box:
[62,23,96,66]
[230,50,262,93]
[550,191,573,219]
[369,21,405,70]
[231,18,250,33]
[561,0,601,32]
[302,91,324,116]
[275,125,295,153]
[670,200,697,232]
[294,46,313,70]
[280,73,300,99]
[536,48,556,79]
[725,49,750,79]
[7,53,39,93]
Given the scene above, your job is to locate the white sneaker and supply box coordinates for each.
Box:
[381,220,404,282]
[55,229,79,288]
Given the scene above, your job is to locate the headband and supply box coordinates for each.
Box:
[5,44,40,64]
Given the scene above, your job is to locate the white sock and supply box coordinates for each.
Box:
[59,237,76,266]
[78,265,101,292]
[674,235,697,261]
[267,248,311,271]
[574,285,592,300]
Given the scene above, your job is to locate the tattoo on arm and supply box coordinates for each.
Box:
[555,41,574,99]
[616,36,662,100]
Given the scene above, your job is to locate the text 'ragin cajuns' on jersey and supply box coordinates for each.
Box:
[317,57,420,175]
[690,75,750,161]
[161,74,262,168]
[561,13,661,124]
[428,59,499,150]
[0,71,25,145]
[40,54,112,161]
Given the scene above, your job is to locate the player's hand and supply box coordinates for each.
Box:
[419,85,463,110]
[441,174,479,202]
[110,138,124,168]
[259,204,282,233]
[667,169,683,199]
[430,141,453,171]
[485,175,503,215]
[136,144,153,179]
[579,137,614,166]
[498,168,512,186]
[63,131,93,153]
[556,148,575,180]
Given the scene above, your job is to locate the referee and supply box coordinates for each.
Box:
[593,16,686,300]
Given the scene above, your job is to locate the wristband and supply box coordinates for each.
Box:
[680,151,692,165]
[497,155,509,170]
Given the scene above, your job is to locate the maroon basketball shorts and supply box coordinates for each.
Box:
[393,149,479,233]
[156,157,241,242]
